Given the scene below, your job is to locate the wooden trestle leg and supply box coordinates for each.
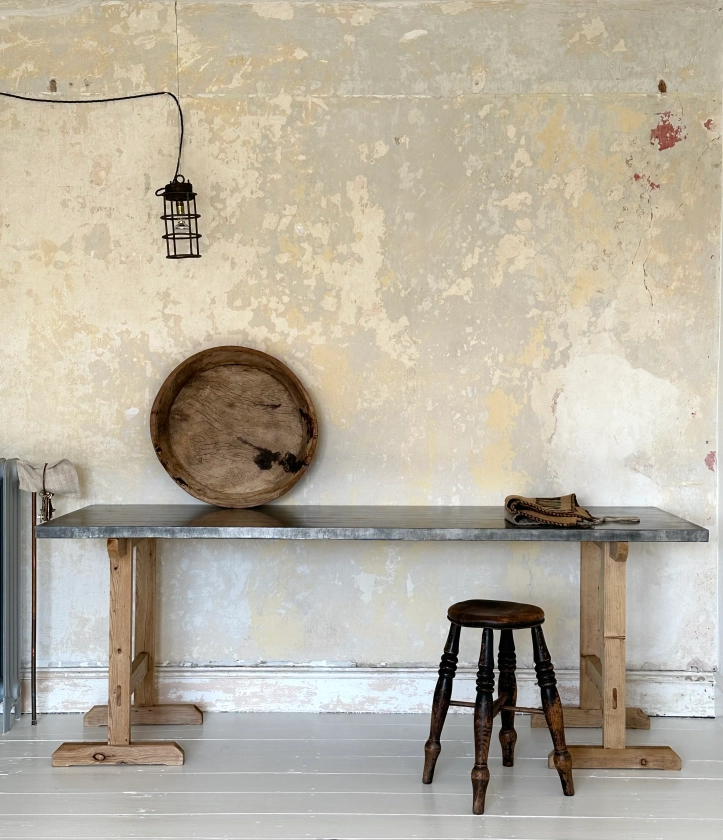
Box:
[52,538,200,767]
[537,541,681,772]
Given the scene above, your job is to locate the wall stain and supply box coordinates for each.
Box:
[650,111,687,151]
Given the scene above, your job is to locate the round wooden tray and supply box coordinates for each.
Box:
[150,346,318,508]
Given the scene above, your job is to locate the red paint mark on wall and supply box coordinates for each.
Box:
[633,173,660,190]
[704,118,715,131]
[705,451,717,472]
[650,112,687,151]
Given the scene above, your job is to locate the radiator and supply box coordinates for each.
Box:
[0,459,22,733]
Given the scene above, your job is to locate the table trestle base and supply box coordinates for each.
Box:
[555,745,681,770]
[55,537,200,768]
[531,705,650,729]
[52,741,184,766]
[84,703,203,727]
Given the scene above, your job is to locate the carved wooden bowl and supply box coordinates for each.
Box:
[150,346,318,508]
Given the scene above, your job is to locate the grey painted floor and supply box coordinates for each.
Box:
[1,712,722,839]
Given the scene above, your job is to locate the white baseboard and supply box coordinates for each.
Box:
[20,665,715,717]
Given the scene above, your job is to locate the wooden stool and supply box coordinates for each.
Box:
[423,599,574,815]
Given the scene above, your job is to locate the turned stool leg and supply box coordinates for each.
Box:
[497,628,517,767]
[532,625,574,796]
[471,627,495,815]
[423,622,461,783]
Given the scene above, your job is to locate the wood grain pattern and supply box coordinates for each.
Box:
[579,541,603,711]
[150,346,318,508]
[531,706,650,729]
[602,541,627,750]
[134,538,156,708]
[130,653,149,692]
[51,741,184,767]
[557,745,681,770]
[83,703,203,727]
[107,538,133,748]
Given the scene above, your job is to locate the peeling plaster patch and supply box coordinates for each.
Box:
[569,16,609,45]
[271,90,293,114]
[354,571,378,604]
[650,112,687,151]
[360,141,389,163]
[124,407,139,419]
[705,451,717,472]
[442,277,473,300]
[400,30,428,43]
[472,70,487,91]
[440,1,472,14]
[563,166,587,207]
[612,39,627,52]
[492,234,537,286]
[511,147,533,177]
[293,48,308,60]
[320,176,417,367]
[462,247,482,271]
[496,192,532,212]
[350,7,378,26]
[634,173,660,191]
[252,2,294,20]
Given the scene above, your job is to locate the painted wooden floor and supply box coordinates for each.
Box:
[1,712,723,839]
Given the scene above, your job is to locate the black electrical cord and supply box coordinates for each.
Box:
[0,89,184,180]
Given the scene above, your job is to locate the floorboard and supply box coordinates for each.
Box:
[1,713,721,839]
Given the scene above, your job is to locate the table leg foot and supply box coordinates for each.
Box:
[551,745,681,770]
[84,703,203,727]
[52,741,184,767]
[531,706,650,730]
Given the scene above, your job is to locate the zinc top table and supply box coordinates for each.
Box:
[36,504,708,770]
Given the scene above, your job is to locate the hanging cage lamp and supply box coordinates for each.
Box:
[0,88,203,260]
[157,175,201,259]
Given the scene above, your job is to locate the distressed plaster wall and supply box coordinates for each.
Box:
[0,0,720,711]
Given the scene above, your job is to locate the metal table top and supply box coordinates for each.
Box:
[35,505,709,542]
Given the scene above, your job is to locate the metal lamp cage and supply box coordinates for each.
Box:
[158,175,202,259]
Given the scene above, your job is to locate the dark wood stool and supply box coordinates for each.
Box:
[423,599,574,815]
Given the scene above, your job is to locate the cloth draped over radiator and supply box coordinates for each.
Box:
[504,494,640,528]
[17,460,80,522]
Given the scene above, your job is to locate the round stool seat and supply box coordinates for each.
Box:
[447,599,544,629]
